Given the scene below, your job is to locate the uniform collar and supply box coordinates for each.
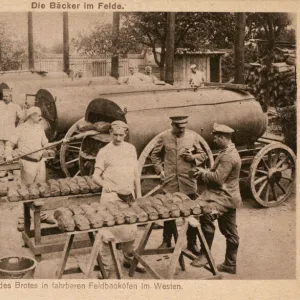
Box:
[219,143,235,153]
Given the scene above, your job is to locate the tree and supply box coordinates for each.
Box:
[246,13,292,64]
[72,12,236,78]
[234,13,246,84]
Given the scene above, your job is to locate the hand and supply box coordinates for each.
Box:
[5,156,13,162]
[62,138,69,144]
[160,170,165,181]
[193,167,206,178]
[183,153,194,162]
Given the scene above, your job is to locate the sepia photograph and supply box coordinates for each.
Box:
[0,8,297,292]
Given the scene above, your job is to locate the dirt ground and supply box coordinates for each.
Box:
[0,188,296,280]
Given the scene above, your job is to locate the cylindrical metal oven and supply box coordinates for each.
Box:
[0,76,118,107]
[34,84,175,141]
[84,88,267,154]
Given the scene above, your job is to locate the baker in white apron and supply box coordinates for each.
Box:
[92,120,145,277]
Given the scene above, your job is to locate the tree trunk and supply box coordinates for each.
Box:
[111,12,120,79]
[159,47,166,80]
[63,12,70,74]
[28,12,34,69]
[234,13,246,84]
[165,12,175,85]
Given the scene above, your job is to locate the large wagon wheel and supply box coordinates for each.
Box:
[138,129,214,197]
[60,118,84,177]
[249,142,296,207]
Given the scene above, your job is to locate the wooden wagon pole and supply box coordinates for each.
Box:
[0,130,100,166]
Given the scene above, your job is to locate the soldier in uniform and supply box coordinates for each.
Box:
[190,123,242,274]
[151,116,208,255]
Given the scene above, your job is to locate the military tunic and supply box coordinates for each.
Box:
[198,143,242,208]
[151,130,207,194]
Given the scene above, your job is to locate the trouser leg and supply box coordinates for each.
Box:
[218,209,239,267]
[99,240,113,273]
[162,220,176,245]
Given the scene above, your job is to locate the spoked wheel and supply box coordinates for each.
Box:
[79,134,111,176]
[249,142,296,207]
[60,118,84,177]
[138,129,214,197]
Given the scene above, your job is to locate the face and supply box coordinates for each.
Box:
[110,127,127,146]
[213,133,226,149]
[30,112,43,124]
[3,93,12,104]
[172,123,186,137]
[191,68,196,73]
[129,67,135,75]
[145,68,151,75]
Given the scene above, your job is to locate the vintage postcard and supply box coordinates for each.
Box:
[0,0,298,299]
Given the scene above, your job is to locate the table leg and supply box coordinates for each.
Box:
[56,234,75,279]
[23,203,31,235]
[109,240,123,279]
[83,231,103,279]
[196,226,218,275]
[87,232,107,279]
[167,220,189,279]
[173,221,186,271]
[129,222,154,277]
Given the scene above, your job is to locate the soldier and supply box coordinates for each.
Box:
[150,116,208,255]
[190,123,242,274]
[143,66,159,84]
[0,88,24,177]
[188,64,205,88]
[92,120,145,277]
[118,64,145,85]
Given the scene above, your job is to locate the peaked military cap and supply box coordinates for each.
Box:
[212,123,234,134]
[170,116,189,124]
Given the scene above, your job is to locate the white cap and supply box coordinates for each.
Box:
[26,106,42,120]
[190,64,197,69]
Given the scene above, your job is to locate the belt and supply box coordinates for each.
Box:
[21,156,43,163]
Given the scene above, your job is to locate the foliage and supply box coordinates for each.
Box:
[276,106,297,153]
[0,23,27,70]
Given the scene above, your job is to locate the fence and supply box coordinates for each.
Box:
[22,57,145,78]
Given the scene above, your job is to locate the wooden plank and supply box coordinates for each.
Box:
[132,252,161,279]
[109,240,123,279]
[129,222,154,277]
[33,208,41,245]
[56,234,75,279]
[83,232,103,279]
[141,248,174,256]
[88,232,107,279]
[196,226,219,276]
[173,221,185,271]
[167,221,189,278]
[0,163,20,172]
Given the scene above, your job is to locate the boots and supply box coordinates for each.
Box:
[158,220,176,248]
[217,241,238,274]
[186,225,201,256]
[190,231,214,268]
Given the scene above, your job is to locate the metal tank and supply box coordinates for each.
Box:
[0,76,118,107]
[84,88,268,154]
[33,84,176,141]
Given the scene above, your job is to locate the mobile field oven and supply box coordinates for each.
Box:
[34,84,295,208]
